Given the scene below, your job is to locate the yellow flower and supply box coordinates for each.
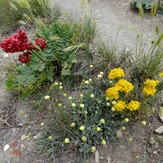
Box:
[115,79,134,93]
[143,87,156,96]
[108,67,125,79]
[106,86,119,100]
[144,79,159,87]
[127,100,140,111]
[114,100,126,112]
[143,79,159,96]
[159,72,163,77]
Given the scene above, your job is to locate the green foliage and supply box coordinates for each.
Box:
[130,0,155,9]
[5,20,95,98]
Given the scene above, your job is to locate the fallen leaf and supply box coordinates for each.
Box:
[11,149,21,157]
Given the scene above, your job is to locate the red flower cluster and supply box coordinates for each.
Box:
[0,29,47,64]
[35,37,47,50]
[18,51,31,63]
[0,29,28,53]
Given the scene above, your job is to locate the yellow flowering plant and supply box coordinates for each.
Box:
[106,68,162,118]
[36,67,162,162]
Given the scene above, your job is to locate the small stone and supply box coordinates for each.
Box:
[33,133,41,140]
[155,126,163,134]
[153,150,157,154]
[107,156,112,163]
[95,150,100,163]
[116,130,123,138]
[158,107,163,122]
[4,144,10,151]
[149,138,156,144]
[21,134,26,141]
[21,144,25,149]
[3,53,9,58]
[147,148,152,154]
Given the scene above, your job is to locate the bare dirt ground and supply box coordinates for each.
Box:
[0,0,163,163]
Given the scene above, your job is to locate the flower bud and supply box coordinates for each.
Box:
[64,138,70,143]
[111,107,115,111]
[72,103,76,107]
[90,94,95,98]
[96,127,101,132]
[58,103,62,107]
[68,96,72,100]
[40,122,44,126]
[100,119,105,124]
[79,126,85,131]
[102,140,106,145]
[124,118,129,122]
[48,136,52,140]
[90,65,94,68]
[81,136,87,142]
[80,104,85,108]
[112,101,116,105]
[91,146,96,152]
[71,123,76,127]
[141,121,147,126]
[84,80,89,84]
[106,102,110,106]
[44,95,50,100]
[122,126,126,130]
[59,86,63,90]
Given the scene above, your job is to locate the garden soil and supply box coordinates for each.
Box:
[0,0,163,163]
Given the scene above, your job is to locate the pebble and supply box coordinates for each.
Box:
[21,134,26,141]
[147,148,152,154]
[149,138,156,144]
[155,126,163,134]
[3,144,10,152]
[33,133,41,140]
[116,130,123,138]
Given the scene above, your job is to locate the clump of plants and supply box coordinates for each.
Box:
[0,0,60,33]
[0,19,95,98]
[36,67,162,162]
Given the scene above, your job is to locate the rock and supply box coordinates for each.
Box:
[4,144,10,152]
[149,138,156,144]
[21,134,26,141]
[155,126,163,134]
[158,107,163,122]
[33,133,41,140]
[153,150,157,154]
[147,148,152,154]
[107,156,112,163]
[95,150,100,163]
[116,130,123,138]
[21,144,25,149]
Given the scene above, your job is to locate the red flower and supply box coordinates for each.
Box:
[18,51,31,63]
[35,37,47,50]
[0,29,28,53]
[27,42,35,50]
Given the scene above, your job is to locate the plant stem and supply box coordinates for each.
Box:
[32,51,48,64]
